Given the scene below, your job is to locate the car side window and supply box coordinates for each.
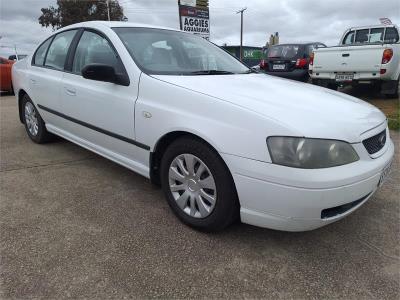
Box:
[343,31,355,45]
[369,28,384,43]
[33,38,52,66]
[44,30,77,71]
[384,27,399,43]
[355,29,369,44]
[72,30,123,74]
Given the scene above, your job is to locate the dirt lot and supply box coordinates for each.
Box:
[0,94,399,299]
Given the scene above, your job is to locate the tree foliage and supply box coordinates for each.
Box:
[39,0,125,30]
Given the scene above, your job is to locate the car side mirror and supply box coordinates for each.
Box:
[81,64,129,86]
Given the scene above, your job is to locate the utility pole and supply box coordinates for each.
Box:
[106,0,111,21]
[236,7,247,62]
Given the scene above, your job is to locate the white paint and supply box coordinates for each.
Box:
[310,24,400,83]
[12,21,395,231]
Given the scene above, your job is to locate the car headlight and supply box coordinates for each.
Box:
[267,137,359,169]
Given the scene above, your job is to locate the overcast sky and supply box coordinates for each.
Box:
[1,0,399,57]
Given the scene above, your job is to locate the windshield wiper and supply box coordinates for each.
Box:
[187,70,235,75]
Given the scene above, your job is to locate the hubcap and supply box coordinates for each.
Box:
[168,154,217,218]
[24,102,39,136]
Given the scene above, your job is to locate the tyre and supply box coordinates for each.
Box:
[384,77,399,99]
[22,94,53,143]
[160,137,239,232]
[10,83,15,96]
[327,82,338,91]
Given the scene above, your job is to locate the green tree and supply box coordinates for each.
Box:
[39,0,125,30]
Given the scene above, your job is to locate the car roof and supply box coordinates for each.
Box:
[61,21,179,32]
[347,24,398,31]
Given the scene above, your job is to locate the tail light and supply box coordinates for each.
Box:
[309,52,314,66]
[380,69,387,75]
[382,49,393,64]
[296,58,308,68]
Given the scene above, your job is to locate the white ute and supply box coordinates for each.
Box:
[310,24,400,98]
[12,22,394,232]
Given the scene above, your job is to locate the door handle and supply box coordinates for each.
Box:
[342,53,350,57]
[64,87,76,96]
[30,79,36,84]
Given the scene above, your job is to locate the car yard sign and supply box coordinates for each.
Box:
[178,0,210,39]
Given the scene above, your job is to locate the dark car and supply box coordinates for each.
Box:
[259,43,326,82]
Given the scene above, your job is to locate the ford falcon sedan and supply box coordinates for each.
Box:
[12,21,394,232]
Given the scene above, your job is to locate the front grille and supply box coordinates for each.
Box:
[362,129,386,155]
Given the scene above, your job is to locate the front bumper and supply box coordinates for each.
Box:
[222,137,394,232]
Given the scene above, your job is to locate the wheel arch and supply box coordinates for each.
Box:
[149,131,234,189]
[17,89,28,123]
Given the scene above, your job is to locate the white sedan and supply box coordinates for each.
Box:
[12,21,394,232]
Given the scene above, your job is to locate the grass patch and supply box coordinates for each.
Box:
[388,106,399,131]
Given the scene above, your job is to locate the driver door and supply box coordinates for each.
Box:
[60,29,143,167]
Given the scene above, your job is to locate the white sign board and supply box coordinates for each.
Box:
[179,4,210,39]
[180,0,196,7]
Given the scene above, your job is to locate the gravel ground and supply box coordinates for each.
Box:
[1,94,399,299]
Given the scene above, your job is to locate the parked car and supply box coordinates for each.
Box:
[309,24,400,97]
[0,57,15,93]
[12,22,394,232]
[259,43,326,82]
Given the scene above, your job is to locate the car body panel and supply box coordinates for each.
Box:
[152,73,386,144]
[11,21,395,232]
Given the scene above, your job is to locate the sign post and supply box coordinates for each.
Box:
[178,0,210,40]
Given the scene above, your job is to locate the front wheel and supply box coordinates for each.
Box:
[160,137,239,232]
[22,94,54,143]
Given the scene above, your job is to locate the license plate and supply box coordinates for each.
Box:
[273,64,286,70]
[378,160,392,187]
[335,74,354,82]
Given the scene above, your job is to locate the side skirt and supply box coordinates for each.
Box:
[46,123,151,179]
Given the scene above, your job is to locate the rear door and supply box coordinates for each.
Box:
[314,45,384,73]
[29,29,79,126]
[60,29,142,165]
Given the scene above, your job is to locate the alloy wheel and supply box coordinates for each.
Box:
[24,102,39,136]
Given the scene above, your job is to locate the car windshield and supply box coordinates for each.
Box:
[267,45,300,59]
[113,27,250,75]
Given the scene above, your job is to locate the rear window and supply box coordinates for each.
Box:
[385,27,399,43]
[267,45,299,59]
[343,27,399,45]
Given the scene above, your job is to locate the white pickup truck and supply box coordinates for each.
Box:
[309,24,400,98]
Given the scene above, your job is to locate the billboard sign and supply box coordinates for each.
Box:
[178,1,210,39]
